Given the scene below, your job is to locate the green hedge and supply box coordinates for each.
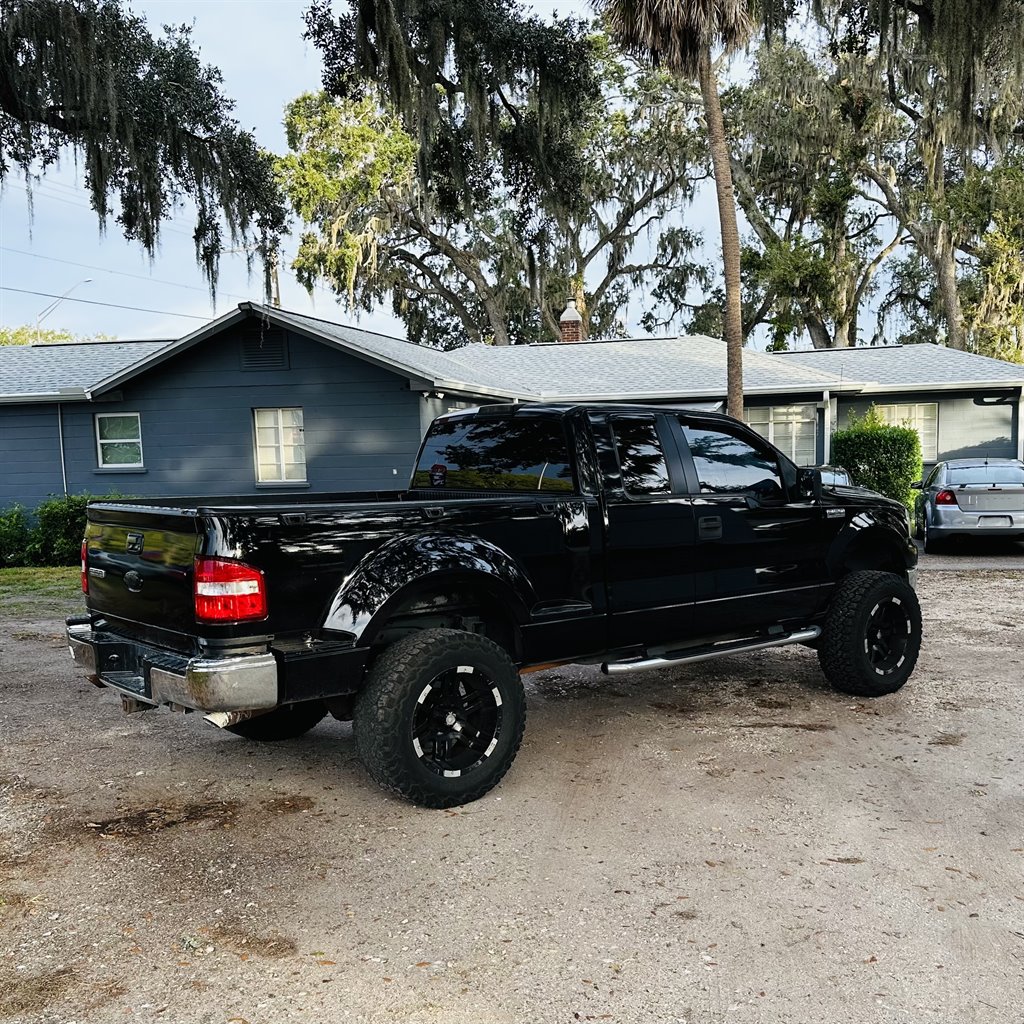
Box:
[832,406,923,509]
[1,494,104,568]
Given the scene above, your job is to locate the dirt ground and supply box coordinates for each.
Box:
[1,563,1023,1024]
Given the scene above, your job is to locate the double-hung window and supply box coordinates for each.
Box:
[745,405,817,466]
[95,413,144,468]
[873,403,938,461]
[254,407,307,483]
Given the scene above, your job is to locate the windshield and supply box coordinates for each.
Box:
[413,416,574,492]
[947,465,1024,486]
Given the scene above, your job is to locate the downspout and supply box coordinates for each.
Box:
[57,403,69,497]
[822,390,831,464]
[1017,389,1024,461]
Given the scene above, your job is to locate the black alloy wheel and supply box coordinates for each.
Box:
[353,628,526,808]
[818,570,922,697]
[411,665,504,779]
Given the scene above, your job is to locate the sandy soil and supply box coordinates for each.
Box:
[1,569,1023,1024]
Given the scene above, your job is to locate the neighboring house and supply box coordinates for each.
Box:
[1,300,1022,508]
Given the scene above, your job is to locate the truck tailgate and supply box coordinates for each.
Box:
[84,505,201,636]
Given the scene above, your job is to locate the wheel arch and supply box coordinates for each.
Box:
[322,531,534,657]
[828,523,915,580]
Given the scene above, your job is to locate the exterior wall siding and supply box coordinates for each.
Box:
[0,403,66,509]
[57,326,427,500]
[837,389,1020,465]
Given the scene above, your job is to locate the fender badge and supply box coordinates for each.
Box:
[825,508,846,519]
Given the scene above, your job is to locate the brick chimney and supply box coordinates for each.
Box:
[559,299,583,343]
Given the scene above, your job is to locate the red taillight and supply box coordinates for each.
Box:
[194,558,267,623]
[81,540,88,594]
[934,489,958,506]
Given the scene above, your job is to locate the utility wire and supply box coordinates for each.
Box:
[0,286,213,320]
[0,246,252,303]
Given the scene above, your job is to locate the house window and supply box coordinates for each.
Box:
[746,404,817,466]
[95,413,143,468]
[873,403,938,461]
[254,408,306,482]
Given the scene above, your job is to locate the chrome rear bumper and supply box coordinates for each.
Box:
[66,622,277,713]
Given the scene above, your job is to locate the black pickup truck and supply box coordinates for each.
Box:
[67,403,921,807]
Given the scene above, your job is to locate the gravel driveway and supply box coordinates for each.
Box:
[1,567,1023,1024]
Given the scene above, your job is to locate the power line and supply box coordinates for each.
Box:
[0,286,215,320]
[0,246,253,303]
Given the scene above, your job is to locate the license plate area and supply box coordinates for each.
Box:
[978,516,1012,528]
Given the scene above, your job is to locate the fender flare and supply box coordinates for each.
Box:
[321,530,535,647]
[827,515,915,578]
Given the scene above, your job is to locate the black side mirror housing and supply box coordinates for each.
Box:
[799,468,823,502]
[910,481,923,490]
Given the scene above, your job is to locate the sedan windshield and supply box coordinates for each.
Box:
[947,465,1024,485]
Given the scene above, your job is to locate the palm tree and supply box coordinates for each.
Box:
[594,0,752,418]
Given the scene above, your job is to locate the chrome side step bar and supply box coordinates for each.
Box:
[601,626,822,675]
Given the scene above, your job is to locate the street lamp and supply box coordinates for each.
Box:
[35,278,93,342]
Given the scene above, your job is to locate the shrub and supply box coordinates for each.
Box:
[25,494,94,566]
[0,504,32,567]
[832,406,923,509]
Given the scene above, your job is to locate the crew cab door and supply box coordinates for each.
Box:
[670,414,831,634]
[589,411,695,649]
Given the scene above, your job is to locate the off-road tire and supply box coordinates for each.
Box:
[818,571,922,698]
[353,629,526,809]
[225,700,328,741]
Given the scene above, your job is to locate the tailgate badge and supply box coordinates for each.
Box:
[123,570,144,592]
[125,533,144,553]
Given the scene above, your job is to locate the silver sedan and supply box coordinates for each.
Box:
[913,458,1024,553]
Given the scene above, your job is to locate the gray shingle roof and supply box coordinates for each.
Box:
[447,334,844,399]
[0,340,174,402]
[774,344,1024,390]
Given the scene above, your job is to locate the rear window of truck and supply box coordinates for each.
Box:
[413,416,574,492]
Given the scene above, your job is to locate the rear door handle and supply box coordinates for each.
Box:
[538,502,558,514]
[698,515,723,540]
[422,506,445,520]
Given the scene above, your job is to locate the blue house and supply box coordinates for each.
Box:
[1,301,1022,510]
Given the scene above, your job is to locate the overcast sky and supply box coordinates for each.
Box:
[0,0,725,343]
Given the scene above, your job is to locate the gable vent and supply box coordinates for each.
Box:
[241,329,289,371]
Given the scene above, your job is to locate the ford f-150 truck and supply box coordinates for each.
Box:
[67,403,921,807]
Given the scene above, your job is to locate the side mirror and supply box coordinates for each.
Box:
[799,468,823,502]
[910,481,923,490]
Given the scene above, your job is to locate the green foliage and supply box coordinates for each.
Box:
[0,504,31,566]
[279,41,707,347]
[26,494,92,566]
[0,325,117,345]
[0,493,114,567]
[0,0,287,295]
[832,407,923,509]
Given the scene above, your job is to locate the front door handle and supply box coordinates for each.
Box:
[698,515,723,540]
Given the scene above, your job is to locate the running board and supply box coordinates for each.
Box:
[600,627,822,675]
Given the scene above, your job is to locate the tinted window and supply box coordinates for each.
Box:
[947,465,1024,485]
[924,465,942,487]
[611,416,670,496]
[413,416,574,492]
[681,423,784,500]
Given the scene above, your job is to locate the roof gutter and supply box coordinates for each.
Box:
[0,388,90,405]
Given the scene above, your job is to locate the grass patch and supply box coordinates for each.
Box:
[0,567,82,617]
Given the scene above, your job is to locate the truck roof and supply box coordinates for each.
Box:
[441,402,741,424]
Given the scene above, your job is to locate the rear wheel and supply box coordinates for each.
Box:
[353,628,526,808]
[818,571,922,698]
[224,701,327,741]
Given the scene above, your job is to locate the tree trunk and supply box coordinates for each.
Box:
[697,48,744,419]
[929,228,967,350]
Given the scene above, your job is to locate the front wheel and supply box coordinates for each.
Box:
[353,629,526,808]
[818,571,922,698]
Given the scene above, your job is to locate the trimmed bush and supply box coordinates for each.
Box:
[26,494,93,566]
[832,406,923,509]
[0,504,32,567]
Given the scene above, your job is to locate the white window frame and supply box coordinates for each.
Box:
[745,404,818,466]
[873,402,939,461]
[253,407,307,483]
[94,412,144,468]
